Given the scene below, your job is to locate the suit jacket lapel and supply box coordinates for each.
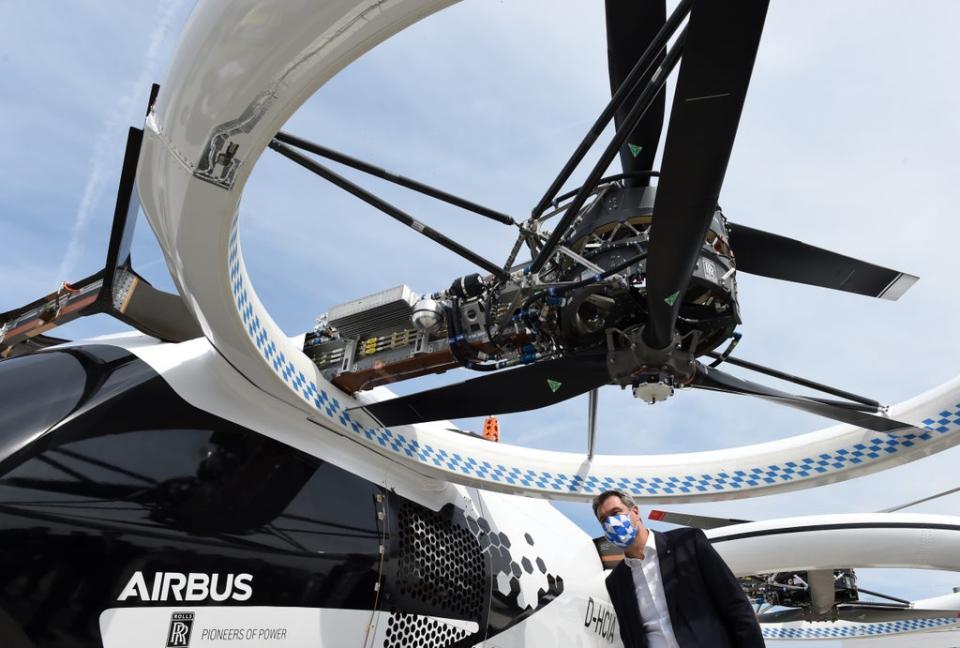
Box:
[611,560,644,645]
[655,531,682,629]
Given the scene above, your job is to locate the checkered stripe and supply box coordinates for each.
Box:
[761,617,960,639]
[226,216,960,496]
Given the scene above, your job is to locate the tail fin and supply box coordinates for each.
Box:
[1,88,201,357]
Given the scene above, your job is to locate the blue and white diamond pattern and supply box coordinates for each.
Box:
[601,514,637,547]
[226,216,960,497]
[761,617,960,640]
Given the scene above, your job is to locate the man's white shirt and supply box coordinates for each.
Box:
[624,531,680,648]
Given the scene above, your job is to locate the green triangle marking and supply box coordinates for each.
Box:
[628,143,643,158]
[664,291,680,306]
[547,379,562,393]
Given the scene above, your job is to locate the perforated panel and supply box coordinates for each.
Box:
[382,612,470,648]
[395,501,485,621]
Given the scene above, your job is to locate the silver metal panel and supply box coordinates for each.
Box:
[328,285,417,338]
[879,273,919,301]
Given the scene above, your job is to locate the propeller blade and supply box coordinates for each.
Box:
[605,0,666,186]
[727,222,918,300]
[757,608,805,624]
[648,510,751,529]
[836,604,960,623]
[643,0,769,350]
[757,604,958,624]
[358,352,609,427]
[691,363,916,433]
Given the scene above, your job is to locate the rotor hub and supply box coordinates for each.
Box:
[632,373,676,404]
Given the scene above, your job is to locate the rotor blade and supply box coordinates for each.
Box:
[643,0,768,350]
[757,608,805,624]
[358,352,609,427]
[530,0,691,220]
[691,363,916,433]
[836,604,960,623]
[605,0,666,186]
[528,29,687,274]
[648,510,751,529]
[727,222,918,300]
[758,604,960,625]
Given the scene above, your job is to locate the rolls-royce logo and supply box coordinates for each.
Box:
[166,611,195,647]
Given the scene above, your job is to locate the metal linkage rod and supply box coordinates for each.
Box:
[587,388,598,459]
[270,140,509,281]
[274,131,515,226]
[530,0,693,220]
[703,352,881,408]
[529,28,687,275]
[856,588,911,606]
[880,485,960,513]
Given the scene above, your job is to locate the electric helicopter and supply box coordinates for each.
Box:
[3,1,960,647]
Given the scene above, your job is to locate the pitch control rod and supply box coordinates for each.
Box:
[856,588,911,606]
[529,27,688,274]
[270,140,509,281]
[274,131,515,226]
[530,0,693,220]
[704,352,880,409]
[587,388,599,459]
[880,485,960,513]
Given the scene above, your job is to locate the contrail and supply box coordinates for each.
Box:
[57,0,186,281]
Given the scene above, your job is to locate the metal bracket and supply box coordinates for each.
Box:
[557,245,605,275]
[605,326,693,386]
[413,332,428,355]
[340,339,358,373]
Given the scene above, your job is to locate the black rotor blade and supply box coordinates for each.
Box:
[757,608,805,624]
[727,222,918,300]
[605,0,665,186]
[836,604,960,623]
[358,352,609,427]
[691,363,915,433]
[643,1,768,350]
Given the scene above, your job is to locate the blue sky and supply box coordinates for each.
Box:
[3,1,960,644]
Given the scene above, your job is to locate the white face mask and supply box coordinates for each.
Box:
[602,513,639,548]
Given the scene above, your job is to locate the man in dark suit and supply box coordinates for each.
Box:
[594,490,765,648]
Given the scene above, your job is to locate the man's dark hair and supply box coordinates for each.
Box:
[591,489,636,520]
